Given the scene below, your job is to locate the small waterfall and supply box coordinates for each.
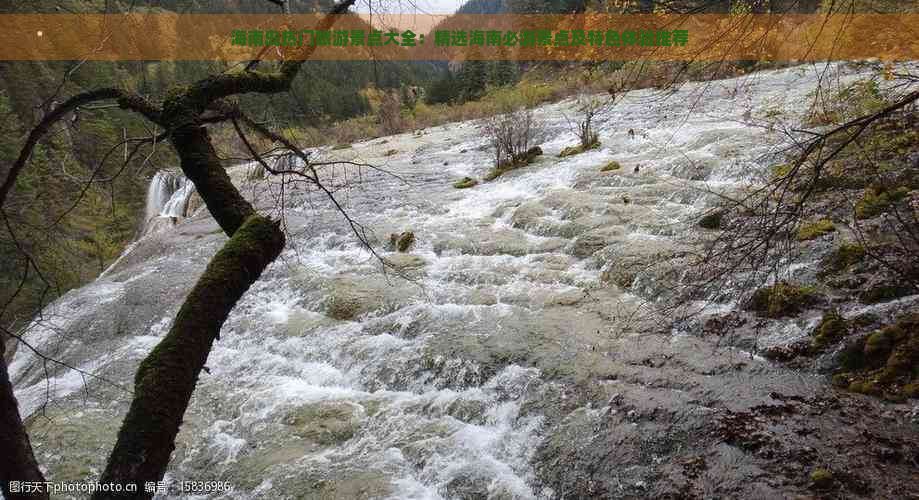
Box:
[143,171,196,234]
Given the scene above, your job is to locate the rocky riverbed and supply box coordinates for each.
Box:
[9,63,919,499]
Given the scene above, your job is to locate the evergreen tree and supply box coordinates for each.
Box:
[426,70,458,105]
[490,46,518,87]
[457,47,489,102]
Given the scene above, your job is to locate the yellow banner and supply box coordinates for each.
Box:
[0,14,916,61]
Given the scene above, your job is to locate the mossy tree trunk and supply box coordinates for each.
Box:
[94,99,287,500]
[93,212,284,498]
[1,3,357,498]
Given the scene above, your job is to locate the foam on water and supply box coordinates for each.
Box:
[12,63,911,499]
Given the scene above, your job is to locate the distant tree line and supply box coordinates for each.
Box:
[426,51,519,104]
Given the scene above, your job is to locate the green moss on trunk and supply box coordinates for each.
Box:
[95,215,284,498]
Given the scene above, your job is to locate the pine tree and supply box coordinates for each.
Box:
[490,45,518,87]
[426,70,458,104]
[458,47,489,102]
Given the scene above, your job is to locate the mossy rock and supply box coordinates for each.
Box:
[483,146,542,181]
[864,327,898,362]
[855,186,909,219]
[389,231,415,252]
[809,468,835,490]
[813,310,849,348]
[323,274,418,321]
[858,282,913,304]
[834,313,919,400]
[746,282,819,318]
[382,253,427,271]
[820,243,865,275]
[453,177,478,189]
[771,163,793,179]
[812,173,870,192]
[397,231,415,252]
[837,336,870,371]
[698,212,723,230]
[283,402,360,445]
[331,143,351,150]
[772,161,871,193]
[600,160,622,172]
[904,382,919,398]
[848,379,883,396]
[558,146,580,158]
[762,340,814,361]
[797,219,835,241]
[558,139,599,158]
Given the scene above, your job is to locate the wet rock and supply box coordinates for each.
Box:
[761,340,813,362]
[444,397,490,423]
[510,201,548,229]
[283,401,360,445]
[279,471,392,500]
[453,177,478,189]
[812,310,850,348]
[699,211,723,229]
[809,468,834,490]
[279,309,337,337]
[570,234,608,258]
[745,282,820,318]
[568,228,623,258]
[442,469,494,500]
[669,159,713,180]
[142,216,179,236]
[323,274,418,320]
[186,192,205,215]
[390,231,416,252]
[598,242,685,289]
[858,278,913,304]
[383,253,427,271]
[434,227,566,257]
[25,407,121,483]
[600,160,622,172]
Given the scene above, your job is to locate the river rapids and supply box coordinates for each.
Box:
[8,63,919,499]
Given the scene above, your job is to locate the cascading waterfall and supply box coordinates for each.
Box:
[143,170,196,233]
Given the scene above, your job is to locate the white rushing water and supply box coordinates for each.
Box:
[145,170,196,222]
[9,63,910,499]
